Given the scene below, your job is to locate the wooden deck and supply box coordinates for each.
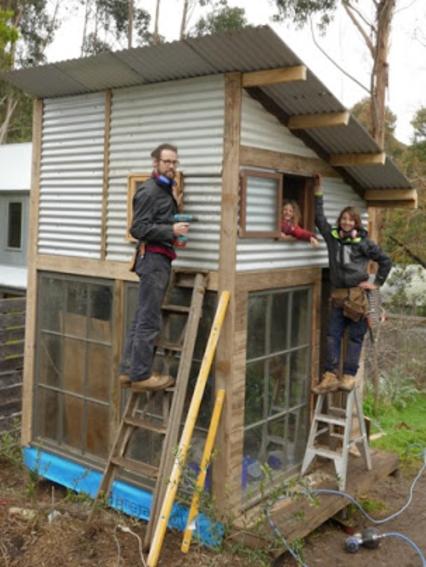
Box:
[232,449,399,554]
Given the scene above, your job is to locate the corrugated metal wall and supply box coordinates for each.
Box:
[106,75,224,269]
[39,94,106,258]
[241,92,317,158]
[238,93,366,272]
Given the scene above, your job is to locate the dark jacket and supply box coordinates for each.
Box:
[315,194,392,288]
[130,177,178,250]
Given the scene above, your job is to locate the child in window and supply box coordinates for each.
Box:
[313,174,392,394]
[280,200,320,247]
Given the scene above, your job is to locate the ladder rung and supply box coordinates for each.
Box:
[312,447,342,460]
[156,339,183,352]
[315,413,346,426]
[111,456,159,479]
[162,304,191,314]
[124,416,167,435]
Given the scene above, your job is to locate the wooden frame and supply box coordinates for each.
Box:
[126,172,184,241]
[242,65,306,88]
[239,170,282,238]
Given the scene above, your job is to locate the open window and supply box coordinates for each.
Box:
[239,170,315,239]
[7,201,23,249]
[126,172,184,241]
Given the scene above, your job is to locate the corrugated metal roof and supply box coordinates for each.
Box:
[2,25,412,192]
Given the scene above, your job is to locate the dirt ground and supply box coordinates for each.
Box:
[0,459,425,567]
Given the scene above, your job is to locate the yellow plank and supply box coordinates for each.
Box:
[329,152,386,167]
[242,65,306,87]
[288,111,350,130]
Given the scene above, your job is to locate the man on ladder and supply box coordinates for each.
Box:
[119,143,189,392]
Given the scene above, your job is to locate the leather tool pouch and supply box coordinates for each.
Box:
[331,287,368,322]
[129,242,145,272]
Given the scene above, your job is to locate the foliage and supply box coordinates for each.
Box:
[0,8,18,69]
[0,428,22,467]
[190,0,248,37]
[272,0,338,30]
[364,394,426,466]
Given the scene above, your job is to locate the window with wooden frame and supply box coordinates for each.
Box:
[239,170,315,239]
[126,172,184,241]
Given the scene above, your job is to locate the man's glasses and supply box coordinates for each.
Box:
[159,159,180,167]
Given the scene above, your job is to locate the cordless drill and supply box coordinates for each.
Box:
[173,214,198,248]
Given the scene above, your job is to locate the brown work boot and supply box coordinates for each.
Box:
[131,373,175,392]
[339,374,358,391]
[312,371,339,394]
[119,374,131,388]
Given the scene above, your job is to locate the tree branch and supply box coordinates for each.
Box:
[345,0,376,35]
[388,235,426,268]
[342,2,375,56]
[309,18,370,95]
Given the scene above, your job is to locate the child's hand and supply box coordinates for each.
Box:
[310,236,320,248]
[280,233,296,241]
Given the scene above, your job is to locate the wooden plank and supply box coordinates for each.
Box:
[240,145,338,178]
[367,199,417,209]
[214,72,243,516]
[21,98,43,446]
[365,188,417,201]
[242,65,306,87]
[0,313,26,329]
[0,341,25,359]
[0,357,23,372]
[100,89,112,261]
[35,254,220,290]
[0,298,26,314]
[234,449,399,551]
[236,266,321,293]
[0,327,25,343]
[329,152,386,167]
[288,111,350,130]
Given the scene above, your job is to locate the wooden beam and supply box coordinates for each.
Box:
[242,65,306,88]
[365,188,417,201]
[240,145,338,178]
[329,152,386,167]
[367,199,417,209]
[214,72,243,516]
[21,99,43,446]
[288,111,350,130]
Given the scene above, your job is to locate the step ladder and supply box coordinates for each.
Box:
[89,269,208,539]
[301,387,371,490]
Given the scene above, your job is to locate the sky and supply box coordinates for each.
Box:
[45,0,426,145]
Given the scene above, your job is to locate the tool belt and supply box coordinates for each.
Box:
[129,242,146,272]
[331,287,369,322]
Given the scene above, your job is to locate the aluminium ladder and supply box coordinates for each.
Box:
[301,387,371,490]
[89,269,208,536]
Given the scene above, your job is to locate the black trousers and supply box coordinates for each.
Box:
[119,252,171,381]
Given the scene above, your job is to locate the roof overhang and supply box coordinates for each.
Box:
[2,26,414,207]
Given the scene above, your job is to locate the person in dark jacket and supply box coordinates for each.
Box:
[119,143,189,392]
[313,175,392,393]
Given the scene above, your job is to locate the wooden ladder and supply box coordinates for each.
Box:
[88,269,208,532]
[301,387,371,491]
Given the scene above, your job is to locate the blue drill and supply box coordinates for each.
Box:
[173,214,198,247]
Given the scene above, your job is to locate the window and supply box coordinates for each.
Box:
[239,170,315,238]
[7,202,22,249]
[34,274,114,461]
[126,172,184,241]
[243,287,312,496]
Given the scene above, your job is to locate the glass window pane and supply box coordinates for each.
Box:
[247,294,267,359]
[86,403,109,459]
[88,285,113,341]
[291,289,309,347]
[35,388,58,441]
[269,353,289,414]
[7,202,22,248]
[271,292,289,353]
[87,343,111,401]
[289,348,309,407]
[67,281,88,319]
[39,277,64,332]
[245,360,268,426]
[63,395,83,449]
[39,333,62,388]
[245,176,279,232]
[62,336,85,395]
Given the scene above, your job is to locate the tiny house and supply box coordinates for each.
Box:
[4,27,415,534]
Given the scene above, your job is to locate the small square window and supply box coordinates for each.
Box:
[126,172,184,241]
[7,202,22,249]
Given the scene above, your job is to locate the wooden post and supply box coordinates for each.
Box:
[21,99,43,446]
[214,72,244,516]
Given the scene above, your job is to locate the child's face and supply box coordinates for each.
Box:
[282,204,294,221]
[340,212,356,232]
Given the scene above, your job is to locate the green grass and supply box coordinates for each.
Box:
[364,393,426,465]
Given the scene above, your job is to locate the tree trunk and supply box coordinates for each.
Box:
[0,95,18,144]
[153,0,161,44]
[370,0,396,148]
[180,0,189,39]
[128,0,133,49]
